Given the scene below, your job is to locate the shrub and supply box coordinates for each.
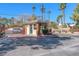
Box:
[42,29,48,35]
[62,24,67,28]
[70,29,75,33]
[76,23,79,28]
[51,22,58,29]
[56,30,61,33]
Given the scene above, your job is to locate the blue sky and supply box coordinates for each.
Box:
[0,3,77,23]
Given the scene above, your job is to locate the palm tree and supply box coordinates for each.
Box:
[57,15,60,24]
[32,4,36,16]
[48,9,51,20]
[71,4,79,28]
[60,3,66,24]
[31,4,37,21]
[41,4,45,21]
[56,14,63,25]
[11,17,15,24]
[47,9,51,30]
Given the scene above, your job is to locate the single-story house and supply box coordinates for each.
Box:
[23,16,50,36]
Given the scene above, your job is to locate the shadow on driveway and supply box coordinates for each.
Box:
[15,34,72,49]
[0,34,72,55]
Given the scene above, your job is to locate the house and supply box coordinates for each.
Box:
[23,16,50,36]
[68,23,75,28]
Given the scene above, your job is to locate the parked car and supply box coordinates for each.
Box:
[12,28,22,33]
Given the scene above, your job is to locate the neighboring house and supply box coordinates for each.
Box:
[68,23,76,29]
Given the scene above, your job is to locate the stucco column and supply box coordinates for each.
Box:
[22,25,27,35]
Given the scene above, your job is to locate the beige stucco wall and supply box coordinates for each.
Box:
[32,25,37,36]
[25,25,37,36]
[26,25,30,35]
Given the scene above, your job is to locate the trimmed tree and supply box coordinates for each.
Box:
[59,3,66,24]
[71,4,79,29]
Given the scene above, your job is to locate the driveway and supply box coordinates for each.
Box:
[4,36,79,56]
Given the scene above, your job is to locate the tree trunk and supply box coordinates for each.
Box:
[62,9,65,24]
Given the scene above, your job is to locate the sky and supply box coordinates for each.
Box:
[0,3,78,23]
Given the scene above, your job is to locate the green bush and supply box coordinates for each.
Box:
[70,29,75,33]
[51,22,58,29]
[57,30,61,33]
[42,29,48,35]
[62,24,67,28]
[0,32,5,37]
[76,23,79,28]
